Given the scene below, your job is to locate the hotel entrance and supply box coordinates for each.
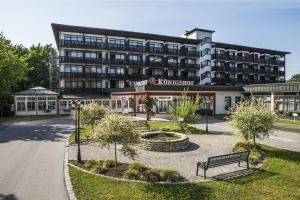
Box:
[157,96,172,113]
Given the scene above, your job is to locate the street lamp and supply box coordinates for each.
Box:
[204,96,209,134]
[71,100,83,163]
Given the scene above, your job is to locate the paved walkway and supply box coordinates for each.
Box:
[69,132,243,181]
[0,117,73,200]
[191,118,300,153]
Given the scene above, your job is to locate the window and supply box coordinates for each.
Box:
[59,101,68,110]
[152,69,163,75]
[38,101,47,111]
[187,46,196,51]
[70,51,83,58]
[201,60,210,67]
[116,81,124,88]
[85,36,103,43]
[64,34,83,42]
[109,38,125,45]
[112,100,116,109]
[167,44,178,50]
[129,40,143,46]
[85,66,97,73]
[201,48,211,57]
[168,57,178,64]
[201,37,211,45]
[149,42,162,49]
[26,101,35,111]
[225,96,232,111]
[17,102,25,111]
[65,81,83,88]
[235,96,242,104]
[48,101,56,110]
[65,65,83,73]
[149,56,162,62]
[129,54,141,61]
[115,54,125,60]
[124,100,129,109]
[85,52,97,59]
[187,59,196,64]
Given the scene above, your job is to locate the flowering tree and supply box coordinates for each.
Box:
[80,102,108,134]
[229,98,277,145]
[171,91,200,130]
[93,113,140,172]
[140,96,156,121]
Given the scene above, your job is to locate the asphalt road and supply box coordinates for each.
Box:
[192,118,300,153]
[0,117,73,200]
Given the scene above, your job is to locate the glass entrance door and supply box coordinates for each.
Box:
[158,100,168,113]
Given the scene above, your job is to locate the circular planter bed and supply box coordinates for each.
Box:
[140,131,190,152]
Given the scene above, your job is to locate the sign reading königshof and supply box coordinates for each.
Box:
[132,77,194,87]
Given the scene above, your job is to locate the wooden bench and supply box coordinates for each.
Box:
[196,151,250,180]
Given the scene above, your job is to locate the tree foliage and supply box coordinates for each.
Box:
[171,91,200,130]
[129,97,136,116]
[139,96,156,120]
[229,98,277,145]
[0,33,27,111]
[80,102,108,134]
[289,73,300,82]
[93,113,140,172]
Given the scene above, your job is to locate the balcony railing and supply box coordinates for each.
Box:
[211,77,283,84]
[59,56,106,64]
[59,39,199,57]
[212,53,285,66]
[211,66,285,75]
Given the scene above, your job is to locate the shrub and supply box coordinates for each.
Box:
[91,163,107,174]
[129,162,147,172]
[249,150,264,165]
[104,159,115,168]
[160,169,184,182]
[123,169,142,180]
[143,168,162,182]
[233,142,265,165]
[84,160,98,169]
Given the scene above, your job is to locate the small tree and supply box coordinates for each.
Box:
[80,102,107,134]
[140,96,156,121]
[129,97,136,116]
[93,113,140,172]
[229,98,277,145]
[171,91,200,130]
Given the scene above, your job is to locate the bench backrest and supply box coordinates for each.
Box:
[207,151,250,168]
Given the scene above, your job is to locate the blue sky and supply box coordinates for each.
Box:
[1,0,299,79]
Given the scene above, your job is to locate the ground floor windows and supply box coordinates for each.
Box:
[225,96,232,111]
[17,102,26,111]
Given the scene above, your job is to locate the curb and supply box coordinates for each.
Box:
[64,136,77,200]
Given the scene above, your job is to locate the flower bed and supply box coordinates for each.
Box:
[69,160,185,183]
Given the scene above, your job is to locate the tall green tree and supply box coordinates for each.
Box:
[140,96,156,121]
[0,33,27,111]
[21,44,57,89]
[289,73,300,82]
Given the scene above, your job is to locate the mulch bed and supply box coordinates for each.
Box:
[69,160,130,178]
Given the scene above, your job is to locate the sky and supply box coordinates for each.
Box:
[0,0,299,79]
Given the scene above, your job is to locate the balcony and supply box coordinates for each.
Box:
[211,77,283,85]
[58,39,199,58]
[59,39,106,50]
[59,72,103,79]
[60,56,106,64]
[212,53,285,66]
[211,66,284,75]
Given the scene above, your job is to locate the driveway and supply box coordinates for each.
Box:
[0,117,73,200]
[192,118,300,153]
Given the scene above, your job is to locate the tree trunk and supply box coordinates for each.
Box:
[114,142,117,173]
[253,134,256,145]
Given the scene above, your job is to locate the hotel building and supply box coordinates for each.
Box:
[14,23,292,116]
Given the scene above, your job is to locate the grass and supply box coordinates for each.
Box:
[69,126,93,143]
[69,145,300,200]
[0,115,65,123]
[148,121,180,130]
[275,123,300,133]
[277,119,300,125]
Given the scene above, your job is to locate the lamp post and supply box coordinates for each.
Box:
[205,97,209,134]
[71,100,83,163]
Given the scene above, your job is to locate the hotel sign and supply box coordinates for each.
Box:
[132,77,194,86]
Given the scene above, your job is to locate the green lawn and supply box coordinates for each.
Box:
[69,145,300,200]
[69,126,92,143]
[0,115,65,123]
[277,119,300,125]
[148,121,180,130]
